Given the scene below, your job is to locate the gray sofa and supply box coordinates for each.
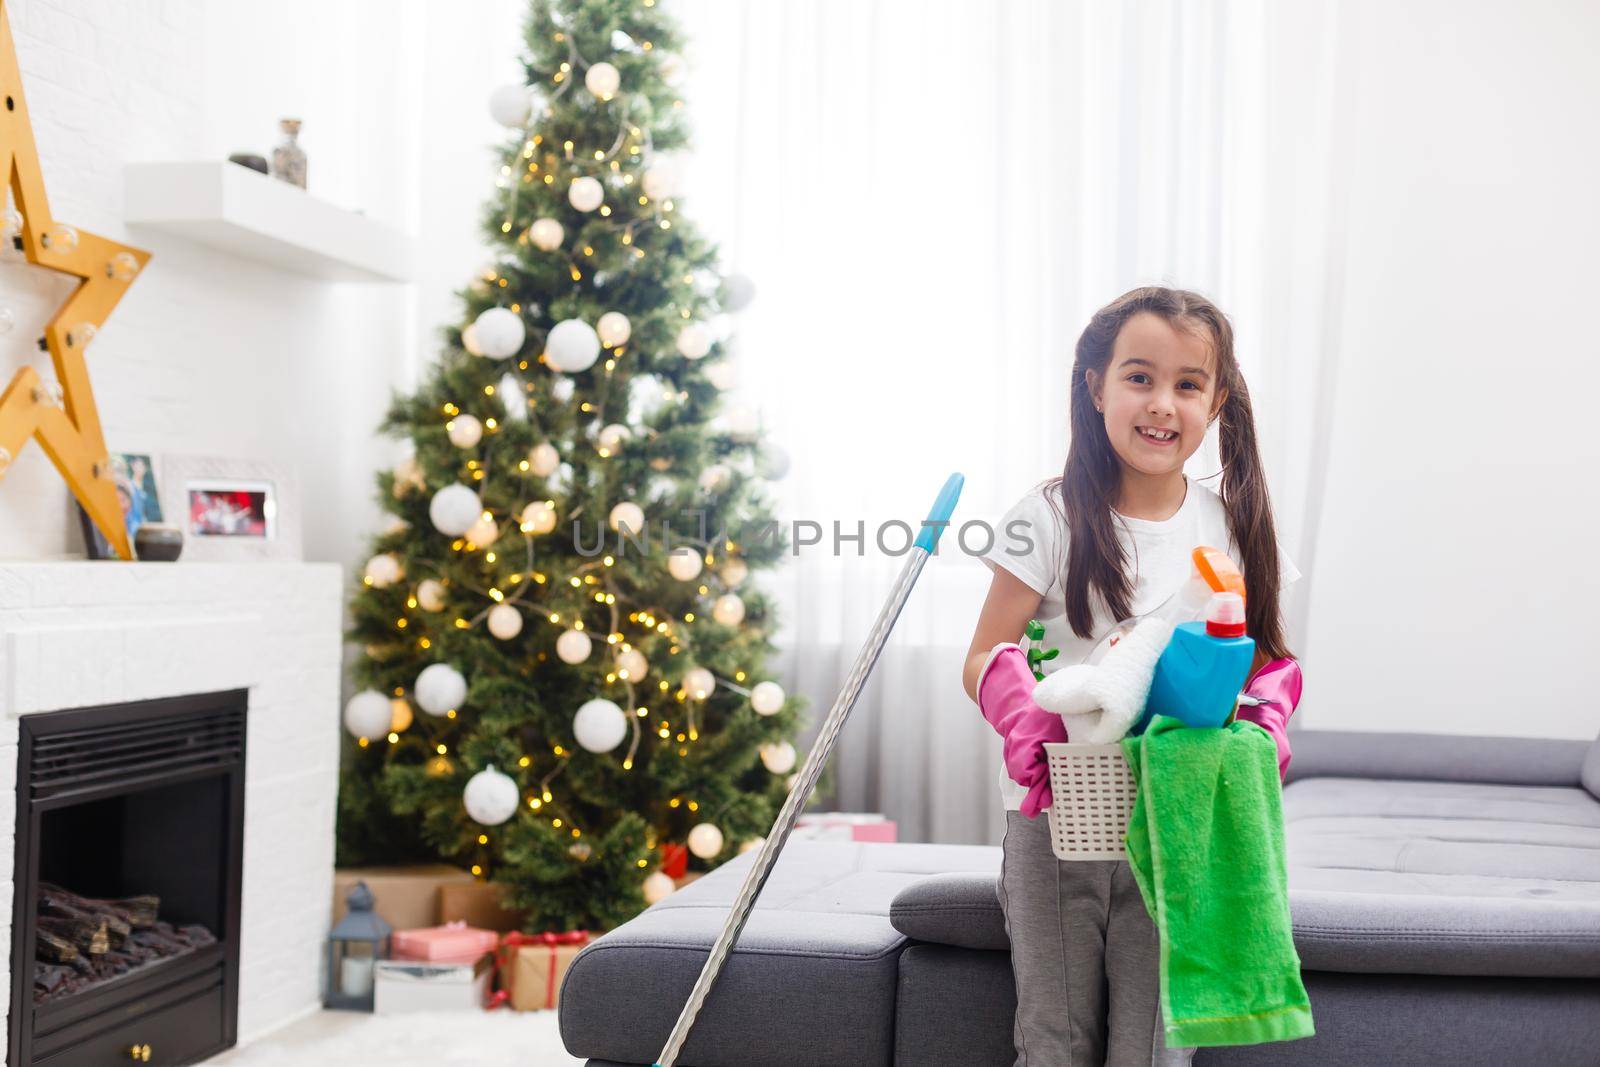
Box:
[559,729,1600,1065]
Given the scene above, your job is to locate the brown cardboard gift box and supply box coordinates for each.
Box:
[332,865,475,932]
[506,932,591,1011]
[440,880,526,933]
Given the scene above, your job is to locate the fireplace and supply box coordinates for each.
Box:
[8,690,246,1066]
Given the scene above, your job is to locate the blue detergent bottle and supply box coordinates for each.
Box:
[1135,592,1255,732]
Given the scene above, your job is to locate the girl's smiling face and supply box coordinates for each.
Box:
[1085,312,1226,478]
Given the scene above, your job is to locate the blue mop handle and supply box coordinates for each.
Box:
[653,473,964,1067]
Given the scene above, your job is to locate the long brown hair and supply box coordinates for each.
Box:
[1048,286,1293,661]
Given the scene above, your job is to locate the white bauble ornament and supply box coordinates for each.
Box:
[545,318,601,373]
[712,593,746,626]
[461,323,485,357]
[786,772,800,791]
[760,740,797,775]
[721,559,749,588]
[529,217,565,252]
[429,485,482,536]
[520,500,557,535]
[697,464,731,493]
[556,628,593,664]
[393,456,425,496]
[585,61,620,100]
[417,578,447,612]
[596,311,631,347]
[666,548,703,582]
[676,322,712,360]
[597,423,630,455]
[687,822,724,860]
[473,307,526,359]
[724,404,759,438]
[487,603,523,640]
[499,373,527,421]
[415,663,468,716]
[720,273,757,312]
[465,513,499,547]
[529,442,561,477]
[343,689,393,740]
[616,647,648,680]
[463,764,520,825]
[364,553,403,588]
[705,361,739,392]
[573,698,627,753]
[759,446,791,481]
[384,515,409,535]
[448,414,484,449]
[609,501,645,534]
[683,667,715,700]
[643,871,676,904]
[642,163,678,200]
[750,680,786,716]
[488,83,533,127]
[568,176,604,213]
[390,698,414,732]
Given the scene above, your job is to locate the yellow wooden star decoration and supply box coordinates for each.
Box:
[0,0,150,561]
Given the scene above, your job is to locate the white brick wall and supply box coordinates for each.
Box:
[0,0,429,566]
[0,560,343,1048]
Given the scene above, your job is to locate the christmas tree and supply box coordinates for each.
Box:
[337,0,802,934]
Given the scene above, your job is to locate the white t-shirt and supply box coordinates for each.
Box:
[979,475,1302,811]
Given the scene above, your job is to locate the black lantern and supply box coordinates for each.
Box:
[325,881,392,1011]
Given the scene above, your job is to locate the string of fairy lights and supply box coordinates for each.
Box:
[344,6,789,899]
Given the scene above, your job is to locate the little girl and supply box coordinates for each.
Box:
[962,286,1302,1066]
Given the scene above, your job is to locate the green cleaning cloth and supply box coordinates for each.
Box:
[1120,714,1315,1048]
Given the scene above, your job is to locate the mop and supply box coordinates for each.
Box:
[652,472,965,1067]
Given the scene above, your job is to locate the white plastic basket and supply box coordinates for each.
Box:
[1043,741,1138,860]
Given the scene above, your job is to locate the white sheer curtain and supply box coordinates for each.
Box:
[674,1,1346,844]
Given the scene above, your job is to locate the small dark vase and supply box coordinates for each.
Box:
[228,153,270,175]
[134,523,184,562]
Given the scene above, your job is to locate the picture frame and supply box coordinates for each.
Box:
[159,454,303,562]
[77,452,165,561]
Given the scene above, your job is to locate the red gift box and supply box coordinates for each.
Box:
[659,842,688,879]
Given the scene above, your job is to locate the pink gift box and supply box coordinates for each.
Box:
[391,920,499,964]
[793,812,898,844]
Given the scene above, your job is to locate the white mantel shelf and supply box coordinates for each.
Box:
[124,161,417,283]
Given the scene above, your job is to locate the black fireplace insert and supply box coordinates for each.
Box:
[8,690,246,1066]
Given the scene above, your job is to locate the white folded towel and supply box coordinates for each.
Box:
[1031,616,1173,743]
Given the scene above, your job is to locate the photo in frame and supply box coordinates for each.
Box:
[77,452,164,560]
[159,455,303,562]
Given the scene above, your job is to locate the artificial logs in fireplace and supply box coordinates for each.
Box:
[8,690,246,1067]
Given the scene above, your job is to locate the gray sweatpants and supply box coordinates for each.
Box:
[998,810,1197,1067]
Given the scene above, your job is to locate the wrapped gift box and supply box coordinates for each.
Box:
[440,881,526,934]
[332,865,475,932]
[505,933,591,1011]
[792,812,897,843]
[374,955,492,1014]
[392,921,499,964]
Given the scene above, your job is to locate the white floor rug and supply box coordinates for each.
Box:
[205,1007,584,1066]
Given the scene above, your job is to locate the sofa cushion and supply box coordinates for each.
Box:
[890,868,1004,949]
[888,778,1600,978]
[1283,776,1600,977]
[1582,728,1600,801]
[558,840,997,1066]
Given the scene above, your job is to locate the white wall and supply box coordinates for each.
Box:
[0,0,521,575]
[1302,0,1600,739]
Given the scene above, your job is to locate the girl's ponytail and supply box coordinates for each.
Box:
[1216,372,1294,662]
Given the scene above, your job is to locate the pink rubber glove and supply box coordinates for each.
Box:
[977,643,1069,819]
[1233,657,1303,781]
